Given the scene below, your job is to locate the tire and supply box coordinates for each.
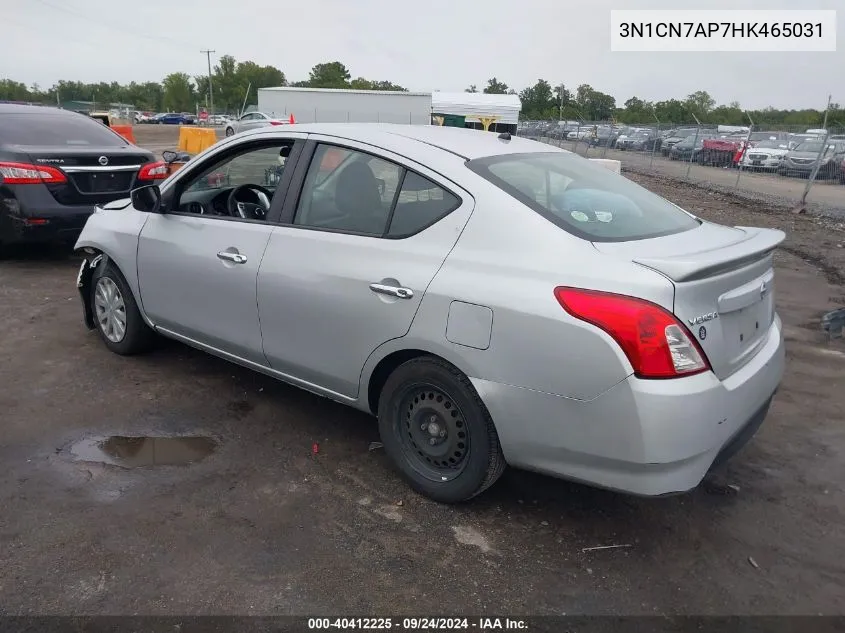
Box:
[225,127,234,137]
[377,356,506,503]
[90,261,155,355]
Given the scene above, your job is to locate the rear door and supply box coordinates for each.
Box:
[256,138,474,398]
[237,113,262,132]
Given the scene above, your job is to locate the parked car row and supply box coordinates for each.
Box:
[133,111,198,125]
[518,121,845,183]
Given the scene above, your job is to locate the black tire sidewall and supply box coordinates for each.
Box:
[378,359,495,503]
[90,262,150,355]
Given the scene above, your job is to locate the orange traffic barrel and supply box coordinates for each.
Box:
[111,125,137,144]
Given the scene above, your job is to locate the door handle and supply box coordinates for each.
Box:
[369,283,414,299]
[217,251,247,264]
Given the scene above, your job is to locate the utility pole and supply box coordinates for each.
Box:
[559,83,564,121]
[800,94,832,209]
[201,49,215,116]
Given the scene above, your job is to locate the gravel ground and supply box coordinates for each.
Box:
[0,127,844,618]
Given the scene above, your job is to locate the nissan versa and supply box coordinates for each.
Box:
[0,104,163,251]
[74,124,785,503]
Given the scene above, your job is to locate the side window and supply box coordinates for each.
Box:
[294,144,402,235]
[175,142,295,221]
[387,172,460,237]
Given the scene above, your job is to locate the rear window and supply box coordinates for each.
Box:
[466,152,700,242]
[0,113,128,147]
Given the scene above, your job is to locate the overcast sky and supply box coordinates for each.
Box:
[4,0,842,110]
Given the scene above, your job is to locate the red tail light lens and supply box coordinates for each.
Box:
[269,121,284,126]
[0,161,67,185]
[554,287,711,379]
[137,161,169,180]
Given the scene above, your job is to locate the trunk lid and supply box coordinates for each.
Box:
[17,145,152,206]
[593,222,785,380]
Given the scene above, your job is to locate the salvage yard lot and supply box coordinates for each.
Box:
[1,138,845,615]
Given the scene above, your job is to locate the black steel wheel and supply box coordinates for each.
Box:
[377,357,506,503]
[397,383,470,480]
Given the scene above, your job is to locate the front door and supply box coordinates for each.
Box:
[136,137,304,364]
[257,139,474,398]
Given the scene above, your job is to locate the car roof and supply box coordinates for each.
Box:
[244,123,555,160]
[0,103,78,116]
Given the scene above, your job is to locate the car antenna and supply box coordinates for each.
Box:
[498,132,511,141]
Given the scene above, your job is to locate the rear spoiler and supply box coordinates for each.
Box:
[633,227,786,282]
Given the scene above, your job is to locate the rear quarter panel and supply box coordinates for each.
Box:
[364,171,676,403]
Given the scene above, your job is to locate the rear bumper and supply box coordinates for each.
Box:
[472,315,785,496]
[1,184,94,245]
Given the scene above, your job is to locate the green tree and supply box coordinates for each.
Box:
[465,84,478,93]
[653,99,692,124]
[0,79,32,101]
[519,79,555,119]
[349,78,406,91]
[161,72,195,112]
[484,77,509,94]
[683,90,716,119]
[574,84,616,120]
[306,62,351,88]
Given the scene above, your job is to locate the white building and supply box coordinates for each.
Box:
[256,87,432,125]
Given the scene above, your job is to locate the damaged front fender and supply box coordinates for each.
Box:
[76,252,105,330]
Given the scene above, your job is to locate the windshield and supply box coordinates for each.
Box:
[755,140,787,149]
[0,112,128,147]
[466,152,699,242]
[795,142,824,153]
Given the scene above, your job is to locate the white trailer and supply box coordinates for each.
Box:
[257,87,432,125]
[431,92,521,133]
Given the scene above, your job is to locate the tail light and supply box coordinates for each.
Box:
[554,287,710,379]
[137,161,169,180]
[0,161,67,185]
[269,121,284,126]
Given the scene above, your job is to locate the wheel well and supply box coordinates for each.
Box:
[367,349,436,415]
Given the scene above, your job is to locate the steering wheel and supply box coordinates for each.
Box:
[227,184,273,220]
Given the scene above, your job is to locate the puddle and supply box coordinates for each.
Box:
[69,436,217,468]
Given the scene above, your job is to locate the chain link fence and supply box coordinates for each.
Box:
[517,119,845,215]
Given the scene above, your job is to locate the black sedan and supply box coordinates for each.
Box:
[0,104,164,251]
[669,134,706,161]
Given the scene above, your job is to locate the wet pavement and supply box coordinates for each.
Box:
[1,176,844,616]
[68,436,218,468]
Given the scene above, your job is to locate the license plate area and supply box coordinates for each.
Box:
[722,293,774,359]
[70,171,134,194]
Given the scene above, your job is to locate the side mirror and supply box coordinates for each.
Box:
[131,184,162,213]
[162,150,178,164]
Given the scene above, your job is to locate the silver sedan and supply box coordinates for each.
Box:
[224,111,288,137]
[74,124,785,503]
